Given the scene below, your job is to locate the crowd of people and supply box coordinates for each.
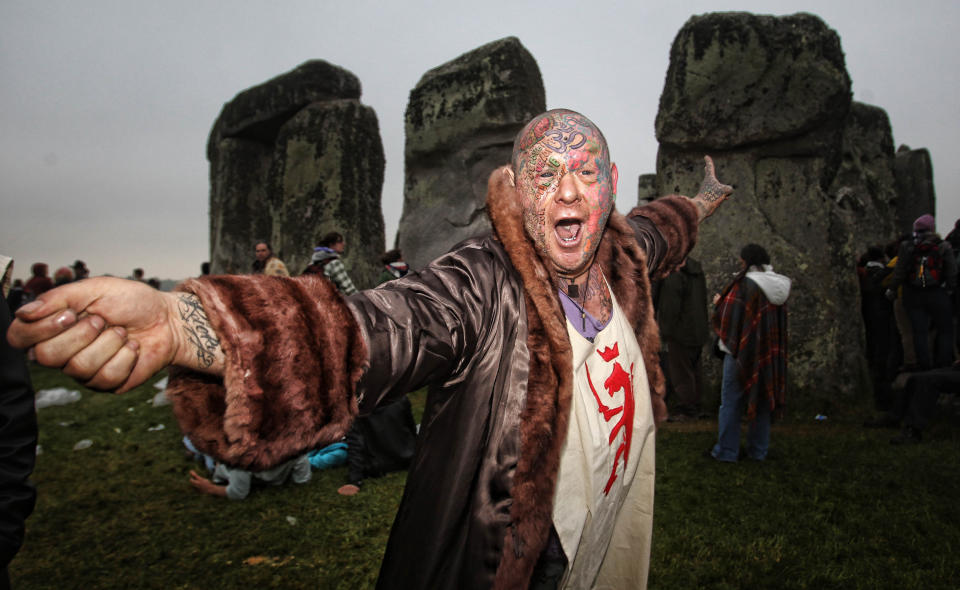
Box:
[859,214,960,443]
[4,260,168,315]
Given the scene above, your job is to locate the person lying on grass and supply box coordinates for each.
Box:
[188,452,311,501]
[7,109,731,590]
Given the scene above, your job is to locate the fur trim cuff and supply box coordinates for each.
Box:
[167,274,366,471]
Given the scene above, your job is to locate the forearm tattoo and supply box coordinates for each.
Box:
[177,294,221,369]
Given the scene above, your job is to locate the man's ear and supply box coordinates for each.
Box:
[611,163,619,200]
[505,167,516,187]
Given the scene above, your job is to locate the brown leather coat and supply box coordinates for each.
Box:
[167,167,698,590]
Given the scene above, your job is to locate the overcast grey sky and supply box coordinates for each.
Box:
[2,0,958,281]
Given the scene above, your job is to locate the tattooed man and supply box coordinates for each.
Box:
[8,110,730,590]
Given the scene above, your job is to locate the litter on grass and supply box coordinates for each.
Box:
[35,388,82,410]
[151,391,170,407]
[147,424,166,432]
[73,439,93,450]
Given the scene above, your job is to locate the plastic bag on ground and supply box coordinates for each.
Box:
[35,387,82,410]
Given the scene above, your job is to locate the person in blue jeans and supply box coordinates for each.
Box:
[710,244,790,462]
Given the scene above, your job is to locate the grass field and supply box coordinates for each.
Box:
[10,365,960,589]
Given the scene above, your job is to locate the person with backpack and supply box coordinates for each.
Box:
[886,214,958,369]
[302,232,357,296]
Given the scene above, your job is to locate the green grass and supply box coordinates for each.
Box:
[11,366,960,589]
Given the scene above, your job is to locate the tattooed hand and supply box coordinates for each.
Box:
[692,155,733,221]
[6,276,225,393]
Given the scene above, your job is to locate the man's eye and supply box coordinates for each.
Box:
[539,171,555,179]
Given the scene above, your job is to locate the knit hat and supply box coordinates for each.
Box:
[913,214,935,232]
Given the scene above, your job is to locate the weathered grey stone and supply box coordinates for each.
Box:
[894,146,936,234]
[637,174,658,206]
[398,37,546,270]
[208,61,361,159]
[654,13,905,409]
[269,99,385,287]
[827,102,899,251]
[657,12,851,151]
[208,61,385,288]
[209,138,272,274]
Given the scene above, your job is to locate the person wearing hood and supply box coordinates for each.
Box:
[303,232,357,296]
[886,214,957,370]
[710,244,791,462]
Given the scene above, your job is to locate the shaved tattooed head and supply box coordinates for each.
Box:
[512,109,610,178]
[509,109,618,279]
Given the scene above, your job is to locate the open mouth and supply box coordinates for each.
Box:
[554,219,582,245]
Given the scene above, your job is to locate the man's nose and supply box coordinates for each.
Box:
[555,173,580,204]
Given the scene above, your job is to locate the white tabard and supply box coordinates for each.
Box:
[553,290,656,589]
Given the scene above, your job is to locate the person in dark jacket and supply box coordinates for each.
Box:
[7,110,731,590]
[23,263,53,300]
[657,257,710,420]
[0,256,38,590]
[886,214,957,369]
[858,245,896,410]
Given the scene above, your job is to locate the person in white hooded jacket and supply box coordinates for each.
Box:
[710,243,791,462]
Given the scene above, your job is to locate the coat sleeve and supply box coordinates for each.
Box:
[625,195,700,281]
[347,240,499,413]
[166,274,366,471]
[166,246,492,472]
[0,302,38,569]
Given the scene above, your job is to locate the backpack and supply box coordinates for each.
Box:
[908,240,945,288]
[301,258,332,276]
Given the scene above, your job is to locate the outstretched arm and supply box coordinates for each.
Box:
[6,277,224,392]
[691,155,733,222]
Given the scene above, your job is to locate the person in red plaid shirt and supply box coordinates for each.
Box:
[709,244,791,462]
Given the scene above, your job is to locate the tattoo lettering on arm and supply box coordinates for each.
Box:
[176,294,222,369]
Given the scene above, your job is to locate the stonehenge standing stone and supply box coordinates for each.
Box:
[398,37,546,270]
[894,146,937,233]
[654,12,908,407]
[637,174,658,206]
[208,60,385,288]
